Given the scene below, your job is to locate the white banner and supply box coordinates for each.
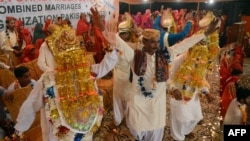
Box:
[0,0,119,32]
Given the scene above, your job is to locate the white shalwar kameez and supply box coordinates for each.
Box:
[168,54,204,141]
[14,42,118,141]
[115,33,206,141]
[113,42,140,126]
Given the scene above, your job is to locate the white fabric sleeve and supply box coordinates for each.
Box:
[91,34,135,79]
[91,49,118,79]
[37,43,54,72]
[115,34,134,64]
[168,34,206,61]
[14,80,44,132]
[166,53,187,90]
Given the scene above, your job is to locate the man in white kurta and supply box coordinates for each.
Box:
[112,21,142,128]
[112,27,213,141]
[14,26,119,141]
[167,53,205,141]
[166,12,221,141]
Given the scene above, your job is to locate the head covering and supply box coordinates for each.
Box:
[21,44,38,63]
[44,19,52,36]
[118,21,130,33]
[6,16,16,23]
[199,11,215,28]
[47,24,59,34]
[142,29,160,40]
[161,10,174,28]
[35,38,44,49]
[230,60,243,73]
[15,20,23,31]
[21,28,32,44]
[172,10,180,21]
[32,23,46,44]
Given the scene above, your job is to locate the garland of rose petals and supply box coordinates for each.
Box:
[173,30,219,101]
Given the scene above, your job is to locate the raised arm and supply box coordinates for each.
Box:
[102,22,134,63]
[168,18,220,61]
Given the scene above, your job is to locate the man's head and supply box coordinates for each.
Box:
[142,29,160,55]
[118,21,131,42]
[199,11,213,28]
[5,16,16,31]
[47,24,59,35]
[236,75,250,105]
[14,66,31,87]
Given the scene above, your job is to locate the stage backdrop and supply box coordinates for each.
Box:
[0,0,119,32]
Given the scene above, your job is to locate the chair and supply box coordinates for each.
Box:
[0,54,10,67]
[18,59,43,80]
[3,86,42,141]
[0,69,16,89]
[9,52,22,66]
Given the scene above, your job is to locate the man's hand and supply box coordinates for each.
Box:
[204,18,221,36]
[90,7,104,31]
[102,22,117,47]
[172,89,182,100]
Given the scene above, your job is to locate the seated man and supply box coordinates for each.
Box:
[7,66,36,92]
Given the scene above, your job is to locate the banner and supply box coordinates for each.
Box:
[0,0,119,32]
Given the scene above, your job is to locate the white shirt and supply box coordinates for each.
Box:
[223,99,243,125]
[7,79,36,92]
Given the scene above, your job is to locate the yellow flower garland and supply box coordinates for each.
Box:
[173,30,219,101]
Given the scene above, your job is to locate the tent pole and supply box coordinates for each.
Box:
[197,2,200,12]
[129,4,130,13]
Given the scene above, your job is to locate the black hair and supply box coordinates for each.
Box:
[14,66,29,78]
[231,69,243,76]
[235,83,250,101]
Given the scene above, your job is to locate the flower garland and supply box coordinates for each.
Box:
[43,25,103,141]
[173,30,219,101]
[138,76,154,98]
